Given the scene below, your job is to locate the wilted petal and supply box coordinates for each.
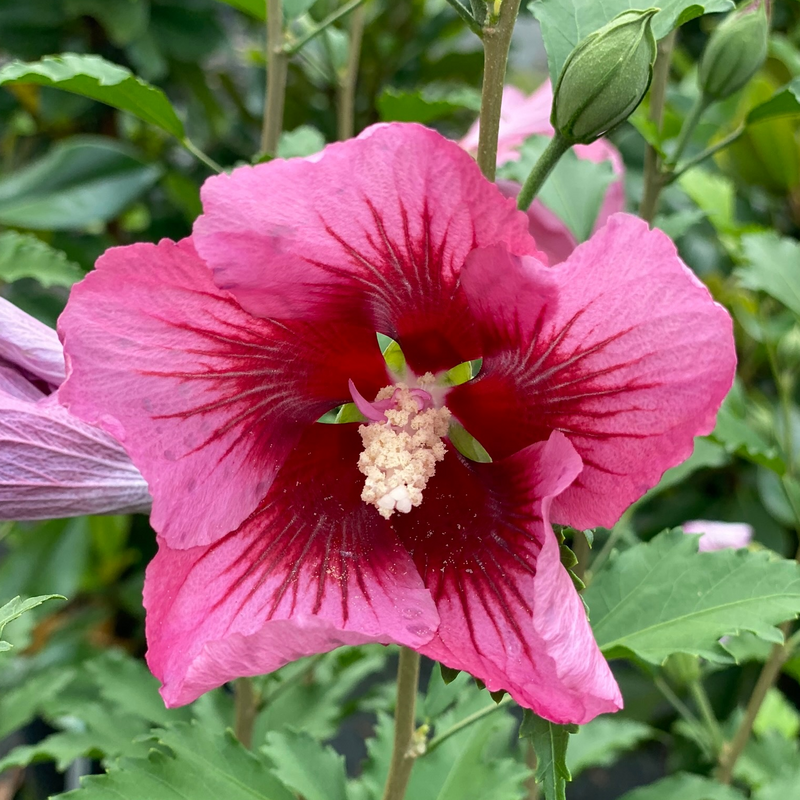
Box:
[449,214,736,530]
[144,424,439,707]
[0,393,151,519]
[58,238,388,548]
[683,520,754,551]
[0,297,65,389]
[393,431,621,724]
[194,123,540,374]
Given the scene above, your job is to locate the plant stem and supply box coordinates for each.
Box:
[588,509,634,579]
[337,1,367,140]
[689,680,724,753]
[234,677,259,749]
[653,674,709,754]
[261,0,289,157]
[669,125,745,182]
[284,0,370,56]
[476,0,522,181]
[181,137,224,173]
[525,743,539,800]
[424,696,512,756]
[670,92,709,168]
[639,30,676,223]
[443,0,484,36]
[717,631,791,783]
[382,648,421,800]
[516,131,570,211]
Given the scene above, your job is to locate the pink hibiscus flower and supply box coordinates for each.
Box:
[0,297,150,520]
[461,82,626,263]
[58,124,735,722]
[683,520,754,552]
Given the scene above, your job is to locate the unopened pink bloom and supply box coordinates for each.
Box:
[683,520,754,552]
[461,82,626,263]
[59,124,734,721]
[0,298,150,520]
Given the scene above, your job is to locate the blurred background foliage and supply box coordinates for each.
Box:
[1,1,800,799]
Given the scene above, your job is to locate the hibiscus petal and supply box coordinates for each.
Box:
[450,214,736,530]
[194,123,540,374]
[144,424,439,707]
[392,431,621,724]
[683,520,754,552]
[58,237,387,548]
[0,393,151,519]
[0,296,65,389]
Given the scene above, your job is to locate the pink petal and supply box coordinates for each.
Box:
[392,431,621,724]
[683,520,754,552]
[193,123,540,375]
[144,424,439,707]
[0,392,150,520]
[497,180,578,265]
[58,237,388,549]
[449,214,736,530]
[0,297,65,389]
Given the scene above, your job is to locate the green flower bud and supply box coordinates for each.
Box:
[662,653,702,687]
[699,0,770,102]
[552,9,658,145]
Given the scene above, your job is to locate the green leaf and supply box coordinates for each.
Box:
[566,717,654,777]
[753,688,800,740]
[679,168,737,236]
[519,711,576,800]
[276,125,325,159]
[0,54,185,139]
[500,136,614,242]
[0,136,162,230]
[586,529,800,664]
[747,77,800,125]
[0,668,76,740]
[377,84,481,124]
[652,209,706,240]
[617,773,746,800]
[529,0,734,84]
[754,768,800,800]
[55,722,294,800]
[737,232,800,319]
[262,730,347,800]
[0,595,64,652]
[448,420,492,463]
[0,231,84,288]
[64,0,149,46]
[215,0,266,19]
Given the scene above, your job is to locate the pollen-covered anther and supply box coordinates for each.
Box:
[358,382,450,519]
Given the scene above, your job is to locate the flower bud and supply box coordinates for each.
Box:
[662,652,702,687]
[699,0,770,102]
[552,9,658,145]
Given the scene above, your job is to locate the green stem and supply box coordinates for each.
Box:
[654,674,710,755]
[382,648,422,800]
[284,0,370,56]
[424,696,512,756]
[639,30,676,223]
[336,1,367,140]
[443,0,484,36]
[670,125,746,183]
[516,131,570,211]
[181,137,224,173]
[588,509,634,579]
[234,677,259,749]
[689,680,724,753]
[476,0,522,181]
[261,0,289,157]
[670,92,709,168]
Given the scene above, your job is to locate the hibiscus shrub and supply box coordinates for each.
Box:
[1,2,800,800]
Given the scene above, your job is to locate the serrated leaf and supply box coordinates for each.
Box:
[737,730,800,791]
[262,730,347,800]
[55,722,294,800]
[0,136,162,230]
[0,231,83,287]
[737,232,800,319]
[0,54,185,139]
[276,125,325,159]
[567,717,654,776]
[0,595,64,651]
[529,0,734,84]
[747,77,800,125]
[499,136,614,242]
[0,667,76,740]
[586,529,800,664]
[519,711,576,800]
[377,84,481,124]
[617,773,746,800]
[753,689,800,740]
